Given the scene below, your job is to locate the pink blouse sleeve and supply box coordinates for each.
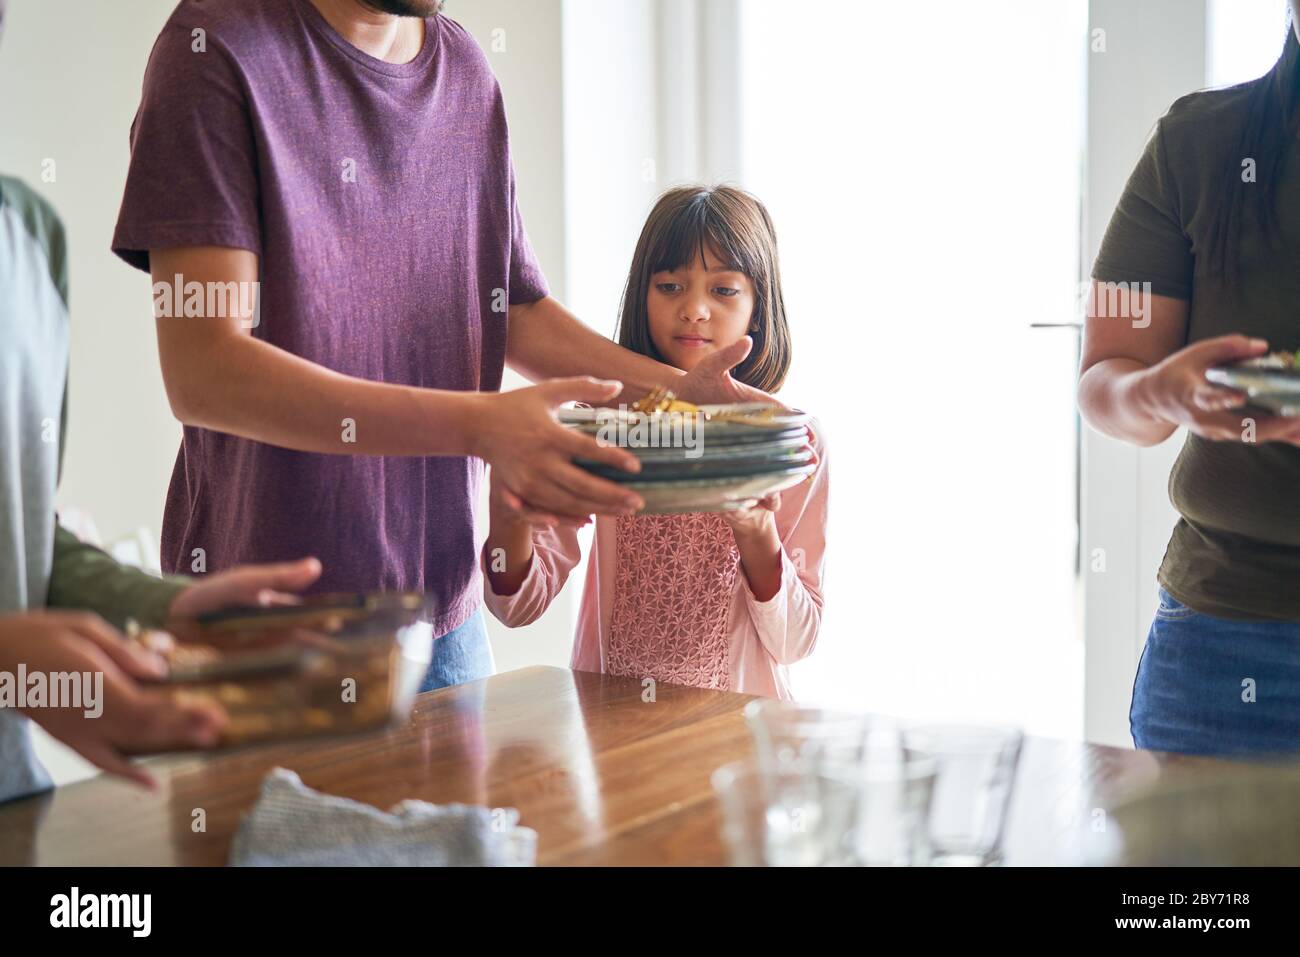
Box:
[480,524,584,628]
[738,420,830,665]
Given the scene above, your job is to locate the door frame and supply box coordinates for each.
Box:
[1081,0,1208,747]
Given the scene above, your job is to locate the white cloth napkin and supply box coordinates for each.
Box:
[230,767,537,867]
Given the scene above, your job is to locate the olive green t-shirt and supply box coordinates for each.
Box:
[1093,86,1300,620]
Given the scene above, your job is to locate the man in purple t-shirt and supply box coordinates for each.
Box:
[113,0,755,689]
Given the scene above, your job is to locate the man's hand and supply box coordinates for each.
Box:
[0,612,227,788]
[167,557,323,622]
[489,465,591,533]
[470,378,646,519]
[674,337,780,407]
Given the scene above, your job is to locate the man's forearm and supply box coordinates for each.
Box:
[506,296,682,401]
[152,245,486,457]
[162,329,484,457]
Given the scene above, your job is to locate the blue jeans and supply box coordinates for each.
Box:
[418,608,494,694]
[1130,589,1300,757]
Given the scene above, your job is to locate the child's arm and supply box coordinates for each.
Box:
[482,509,539,598]
[727,423,830,664]
[47,526,322,630]
[726,509,785,602]
[46,525,190,630]
[482,469,586,627]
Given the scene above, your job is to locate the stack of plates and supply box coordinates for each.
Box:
[1206,359,1300,416]
[559,403,815,514]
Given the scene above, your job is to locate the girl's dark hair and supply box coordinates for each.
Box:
[1207,17,1300,282]
[615,185,792,393]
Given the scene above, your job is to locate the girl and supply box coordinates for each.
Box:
[1078,3,1300,755]
[481,185,828,699]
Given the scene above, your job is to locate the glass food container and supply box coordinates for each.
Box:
[152,593,430,748]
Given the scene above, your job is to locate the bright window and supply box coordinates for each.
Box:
[738,0,1088,737]
[1209,0,1292,86]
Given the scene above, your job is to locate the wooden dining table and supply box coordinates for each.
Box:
[0,665,1229,866]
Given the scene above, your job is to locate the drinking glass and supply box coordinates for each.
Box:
[832,745,937,867]
[712,759,860,866]
[744,700,885,774]
[902,724,1024,866]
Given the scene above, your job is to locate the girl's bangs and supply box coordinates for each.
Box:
[648,203,752,276]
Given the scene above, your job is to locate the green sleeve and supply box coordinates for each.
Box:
[46,525,192,630]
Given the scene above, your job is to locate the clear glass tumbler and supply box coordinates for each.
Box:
[712,759,861,866]
[902,724,1024,866]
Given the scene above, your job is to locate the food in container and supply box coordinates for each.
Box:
[138,593,429,749]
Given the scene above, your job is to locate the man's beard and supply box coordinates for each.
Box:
[361,0,443,16]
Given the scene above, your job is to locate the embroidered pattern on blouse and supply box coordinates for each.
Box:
[608,512,740,690]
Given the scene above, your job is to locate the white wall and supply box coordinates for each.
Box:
[451,0,567,308]
[735,0,1086,740]
[0,0,182,548]
[1081,0,1207,747]
[560,0,661,332]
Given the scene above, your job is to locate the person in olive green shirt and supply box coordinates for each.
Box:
[0,164,320,800]
[1078,1,1300,756]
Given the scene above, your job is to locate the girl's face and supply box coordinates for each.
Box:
[646,246,756,373]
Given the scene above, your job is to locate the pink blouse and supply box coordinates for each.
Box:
[481,423,829,699]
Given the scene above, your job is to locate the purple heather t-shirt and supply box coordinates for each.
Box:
[112,0,549,635]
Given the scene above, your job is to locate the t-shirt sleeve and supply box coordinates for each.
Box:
[506,164,549,305]
[46,525,190,631]
[1091,119,1193,300]
[111,26,261,273]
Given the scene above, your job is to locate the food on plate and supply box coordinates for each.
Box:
[630,386,700,415]
[1235,350,1297,370]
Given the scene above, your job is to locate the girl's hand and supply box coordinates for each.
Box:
[724,424,816,535]
[723,493,781,536]
[1135,335,1300,443]
[0,612,227,789]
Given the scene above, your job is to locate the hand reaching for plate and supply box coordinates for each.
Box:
[673,337,784,409]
